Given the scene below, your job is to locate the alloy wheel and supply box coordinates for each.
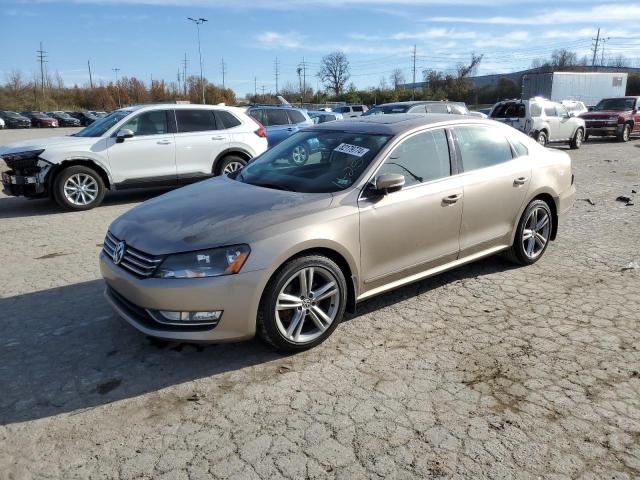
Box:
[575,129,583,147]
[275,266,340,344]
[522,206,551,260]
[291,145,309,165]
[63,173,98,206]
[222,161,244,175]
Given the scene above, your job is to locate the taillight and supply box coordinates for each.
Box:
[249,116,267,138]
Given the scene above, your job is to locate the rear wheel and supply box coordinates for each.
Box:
[504,199,553,266]
[617,124,631,142]
[536,131,548,146]
[218,155,247,176]
[53,165,106,211]
[257,255,347,352]
[569,128,583,149]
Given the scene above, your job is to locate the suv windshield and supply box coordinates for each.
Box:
[235,130,392,193]
[491,103,526,118]
[593,98,636,111]
[74,110,132,137]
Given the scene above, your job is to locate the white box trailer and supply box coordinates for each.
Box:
[522,72,628,106]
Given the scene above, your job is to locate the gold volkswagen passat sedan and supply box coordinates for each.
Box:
[101,114,575,352]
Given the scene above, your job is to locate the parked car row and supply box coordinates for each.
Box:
[0,110,102,128]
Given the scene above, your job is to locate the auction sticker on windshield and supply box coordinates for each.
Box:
[334,143,370,157]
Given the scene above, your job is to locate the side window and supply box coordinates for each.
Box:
[426,103,449,114]
[334,107,343,113]
[455,126,514,171]
[449,104,468,115]
[555,105,569,118]
[266,109,290,126]
[377,129,451,188]
[175,109,217,133]
[352,106,363,112]
[215,110,241,129]
[408,105,427,113]
[530,104,542,117]
[248,109,264,125]
[544,106,557,117]
[511,139,529,158]
[120,110,168,136]
[286,110,307,124]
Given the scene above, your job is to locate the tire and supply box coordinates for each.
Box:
[536,131,548,146]
[583,133,589,142]
[257,255,347,353]
[53,165,106,211]
[504,199,553,266]
[570,128,583,149]
[289,144,309,166]
[217,155,247,176]
[617,124,631,142]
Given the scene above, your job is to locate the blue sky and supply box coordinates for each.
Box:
[2,1,639,97]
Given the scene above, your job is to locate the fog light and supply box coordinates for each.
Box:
[153,310,223,323]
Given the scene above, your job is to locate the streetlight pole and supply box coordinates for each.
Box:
[112,67,121,108]
[187,17,208,104]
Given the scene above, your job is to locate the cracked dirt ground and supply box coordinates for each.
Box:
[0,132,639,479]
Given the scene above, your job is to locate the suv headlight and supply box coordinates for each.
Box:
[155,245,250,279]
[608,115,619,121]
[0,149,45,162]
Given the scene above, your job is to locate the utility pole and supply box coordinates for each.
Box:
[112,67,121,108]
[254,77,257,98]
[37,41,47,99]
[591,28,601,67]
[411,44,417,101]
[297,65,303,104]
[600,37,610,66]
[302,57,307,104]
[274,57,280,94]
[220,57,227,89]
[182,53,188,96]
[87,60,94,89]
[177,67,182,95]
[187,17,208,104]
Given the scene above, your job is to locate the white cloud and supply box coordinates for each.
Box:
[431,4,640,25]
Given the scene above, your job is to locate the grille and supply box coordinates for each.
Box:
[103,231,162,278]
[3,157,39,175]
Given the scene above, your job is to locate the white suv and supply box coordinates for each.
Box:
[0,104,268,210]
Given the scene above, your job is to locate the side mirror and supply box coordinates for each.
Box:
[370,172,405,195]
[116,129,134,143]
[568,111,575,117]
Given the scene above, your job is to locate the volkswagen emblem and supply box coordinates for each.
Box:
[113,241,126,265]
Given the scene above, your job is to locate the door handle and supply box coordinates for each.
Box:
[442,194,462,204]
[211,136,225,141]
[156,140,172,145]
[513,177,528,185]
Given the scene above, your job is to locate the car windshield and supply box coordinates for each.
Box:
[74,110,131,137]
[56,112,72,118]
[4,111,21,118]
[593,98,636,111]
[235,130,392,193]
[491,103,526,118]
[363,105,411,116]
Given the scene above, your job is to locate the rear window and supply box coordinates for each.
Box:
[176,109,217,132]
[248,109,264,124]
[352,106,363,112]
[426,104,449,114]
[543,107,556,117]
[215,110,241,129]
[286,110,307,124]
[530,104,542,117]
[491,103,525,119]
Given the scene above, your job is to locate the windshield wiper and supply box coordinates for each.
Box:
[249,182,297,192]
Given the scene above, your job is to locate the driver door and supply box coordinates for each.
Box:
[358,128,463,294]
[106,109,177,186]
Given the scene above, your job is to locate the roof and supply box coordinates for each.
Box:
[309,113,479,135]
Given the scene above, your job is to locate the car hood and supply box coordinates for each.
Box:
[0,135,93,155]
[580,110,627,118]
[109,176,334,255]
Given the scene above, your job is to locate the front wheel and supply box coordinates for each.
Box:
[257,255,347,352]
[570,128,583,149]
[617,124,631,142]
[536,131,548,146]
[504,199,553,266]
[53,165,106,211]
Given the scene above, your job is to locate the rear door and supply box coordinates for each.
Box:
[555,103,574,140]
[264,108,294,147]
[358,128,463,292]
[173,109,230,181]
[453,125,531,256]
[634,99,640,133]
[543,105,561,141]
[106,109,177,186]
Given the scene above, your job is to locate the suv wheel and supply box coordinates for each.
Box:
[218,155,247,176]
[289,145,309,166]
[504,199,553,266]
[570,128,583,149]
[536,131,548,146]
[257,255,347,352]
[53,165,106,211]
[618,124,631,142]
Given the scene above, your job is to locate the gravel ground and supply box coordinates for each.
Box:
[0,129,639,479]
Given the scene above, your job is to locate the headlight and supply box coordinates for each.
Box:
[155,244,250,279]
[1,149,45,162]
[608,115,619,121]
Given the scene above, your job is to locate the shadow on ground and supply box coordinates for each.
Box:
[0,255,515,425]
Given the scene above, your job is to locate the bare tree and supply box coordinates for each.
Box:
[389,68,406,90]
[608,55,629,68]
[318,51,350,95]
[457,53,483,79]
[551,49,578,68]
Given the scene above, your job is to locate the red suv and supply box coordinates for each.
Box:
[580,97,640,142]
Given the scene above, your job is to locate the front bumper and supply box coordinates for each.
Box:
[585,122,623,137]
[1,171,46,197]
[100,251,268,342]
